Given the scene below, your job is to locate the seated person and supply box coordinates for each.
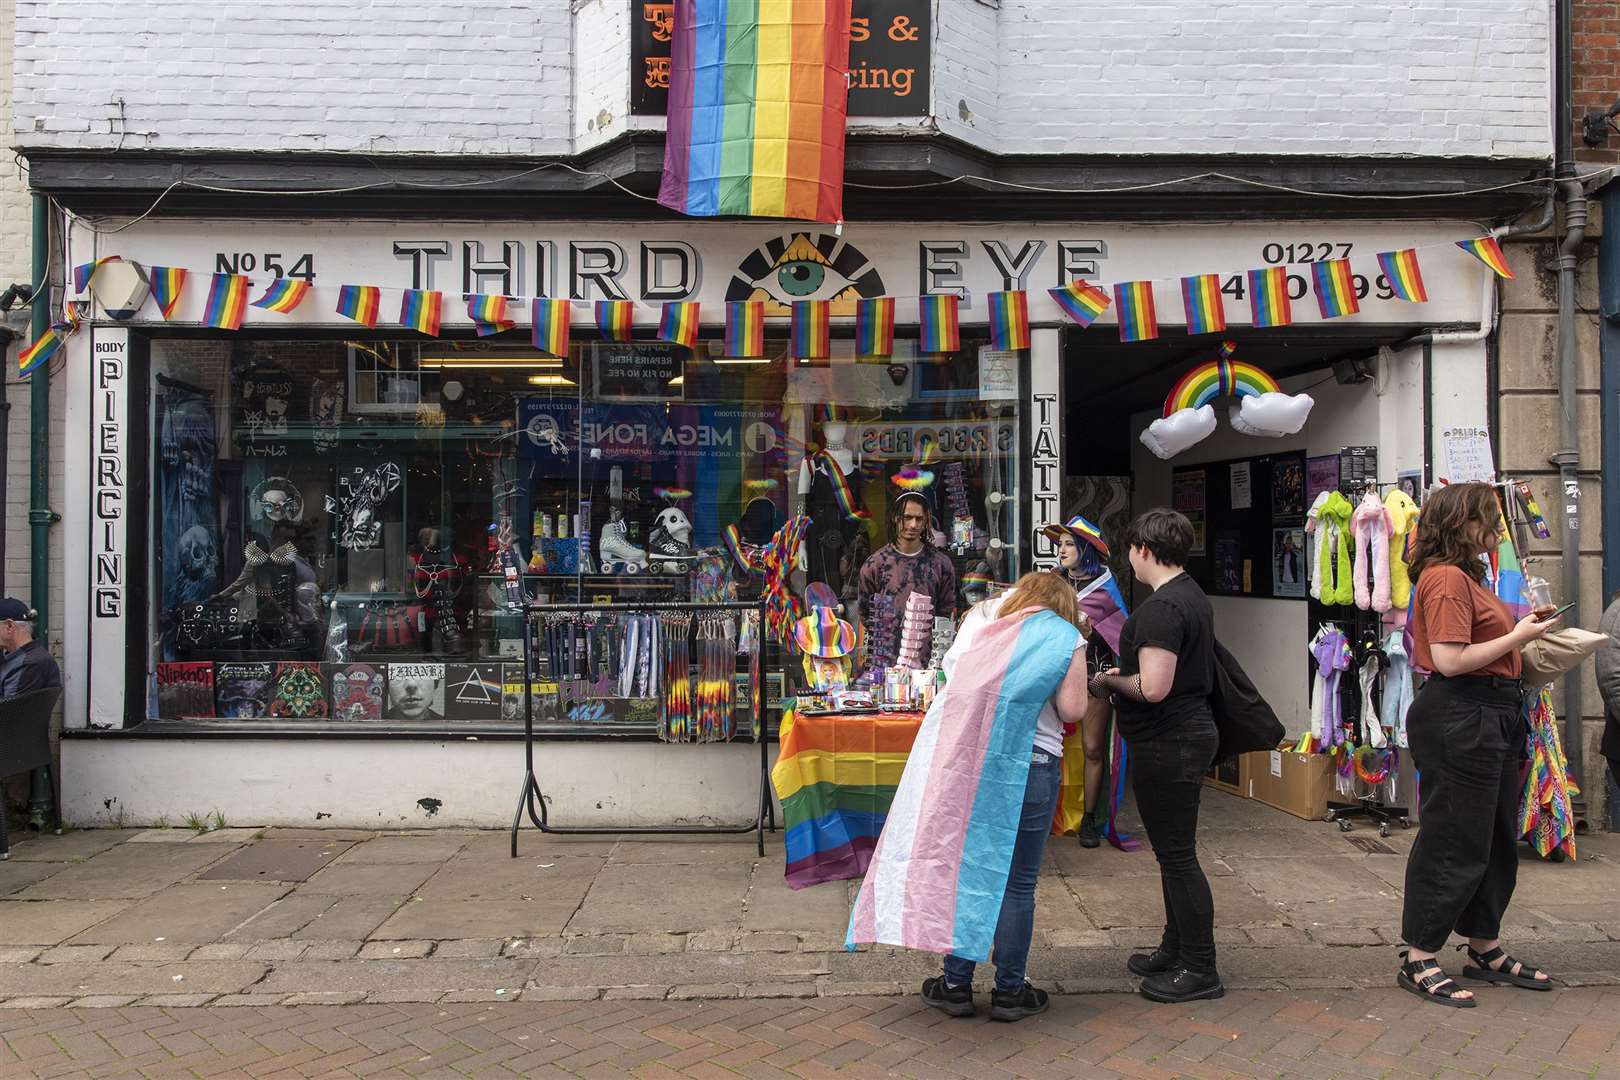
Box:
[0,597,61,698]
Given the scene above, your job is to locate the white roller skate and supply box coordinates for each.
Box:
[598,516,647,575]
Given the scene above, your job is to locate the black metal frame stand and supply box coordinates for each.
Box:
[1326,794,1410,838]
[510,599,778,857]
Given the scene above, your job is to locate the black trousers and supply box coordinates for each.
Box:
[1400,675,1526,953]
[1129,713,1219,975]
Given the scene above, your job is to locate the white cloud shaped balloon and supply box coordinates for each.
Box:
[1230,392,1315,437]
[1140,405,1217,460]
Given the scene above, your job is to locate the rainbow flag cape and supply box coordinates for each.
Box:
[723,300,765,357]
[400,290,444,337]
[1049,280,1111,328]
[987,291,1030,351]
[855,297,894,357]
[465,294,512,337]
[17,324,67,377]
[847,608,1082,960]
[250,278,310,315]
[595,299,634,342]
[1248,267,1292,328]
[1377,249,1428,302]
[658,301,700,348]
[532,298,571,357]
[918,294,960,354]
[336,285,381,327]
[149,266,188,321]
[657,0,853,222]
[73,256,120,294]
[1113,281,1157,342]
[790,299,830,358]
[1457,236,1515,279]
[202,273,250,330]
[1180,274,1225,335]
[1312,259,1360,319]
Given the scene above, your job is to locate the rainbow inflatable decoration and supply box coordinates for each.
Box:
[1161,352,1282,416]
[1140,342,1315,460]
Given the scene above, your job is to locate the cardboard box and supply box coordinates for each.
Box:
[1244,741,1334,821]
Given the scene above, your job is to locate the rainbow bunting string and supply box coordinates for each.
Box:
[202,273,251,330]
[595,300,634,342]
[335,285,381,327]
[148,267,188,321]
[1456,236,1515,279]
[1048,280,1112,328]
[73,257,120,294]
[855,297,894,357]
[1112,281,1158,342]
[658,301,700,348]
[17,325,66,377]
[724,301,765,357]
[790,300,831,359]
[400,290,444,337]
[1312,259,1360,319]
[1247,267,1292,328]
[1377,249,1428,302]
[987,291,1030,351]
[250,278,311,314]
[466,294,512,337]
[532,298,572,357]
[918,294,960,353]
[1180,274,1225,335]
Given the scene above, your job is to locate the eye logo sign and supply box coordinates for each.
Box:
[727,232,886,316]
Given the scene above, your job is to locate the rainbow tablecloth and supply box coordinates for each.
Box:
[770,709,924,890]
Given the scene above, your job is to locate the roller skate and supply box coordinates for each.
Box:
[598,516,647,575]
[647,507,697,574]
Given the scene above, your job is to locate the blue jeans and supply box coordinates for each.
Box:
[942,754,1063,992]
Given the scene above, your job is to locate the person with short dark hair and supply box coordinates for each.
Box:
[0,598,60,698]
[1089,508,1223,1003]
[857,492,957,659]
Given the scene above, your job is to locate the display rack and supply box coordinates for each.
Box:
[509,598,778,857]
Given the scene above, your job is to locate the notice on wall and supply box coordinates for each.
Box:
[1230,461,1252,510]
[593,343,684,401]
[1441,427,1495,484]
[977,347,1018,400]
[1172,470,1207,556]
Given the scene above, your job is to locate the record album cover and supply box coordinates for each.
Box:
[325,662,385,722]
[156,662,215,719]
[444,663,503,722]
[385,662,445,722]
[214,661,273,718]
[269,661,329,719]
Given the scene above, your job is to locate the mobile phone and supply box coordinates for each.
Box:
[1537,601,1576,622]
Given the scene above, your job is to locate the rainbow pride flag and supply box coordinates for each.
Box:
[855,297,894,357]
[595,299,634,342]
[1377,249,1428,302]
[1048,280,1111,328]
[1113,281,1157,342]
[1457,236,1515,279]
[987,291,1030,351]
[723,300,765,357]
[658,301,700,348]
[1248,267,1292,328]
[466,294,512,337]
[790,299,830,359]
[335,285,381,327]
[532,298,571,357]
[1489,511,1529,620]
[73,256,120,294]
[250,278,310,315]
[400,290,444,337]
[1312,259,1360,319]
[918,294,960,353]
[149,267,188,321]
[847,609,1082,960]
[202,273,250,330]
[17,324,66,377]
[658,0,853,222]
[1180,274,1225,335]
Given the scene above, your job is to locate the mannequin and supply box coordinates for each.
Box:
[798,419,867,598]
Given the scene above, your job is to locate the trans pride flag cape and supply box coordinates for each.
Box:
[847,608,1081,962]
[1075,569,1129,655]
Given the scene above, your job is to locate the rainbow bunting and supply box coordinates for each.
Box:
[723,301,765,357]
[1112,281,1158,342]
[658,301,700,348]
[465,294,513,337]
[72,256,120,294]
[657,0,853,222]
[790,299,831,359]
[1247,267,1292,328]
[1377,249,1429,302]
[202,273,251,330]
[400,290,444,337]
[335,285,381,327]
[1312,259,1360,319]
[918,294,960,353]
[854,297,894,357]
[148,267,188,320]
[1456,236,1515,279]
[249,278,311,315]
[1180,274,1226,335]
[1048,280,1111,328]
[532,298,572,357]
[595,299,634,342]
[987,291,1031,351]
[17,324,67,377]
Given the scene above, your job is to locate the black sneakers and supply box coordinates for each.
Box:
[989,982,1050,1022]
[920,976,975,1017]
[1078,816,1104,849]
[1127,948,1178,977]
[1139,966,1225,1004]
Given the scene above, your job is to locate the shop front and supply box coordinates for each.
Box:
[56,217,1493,828]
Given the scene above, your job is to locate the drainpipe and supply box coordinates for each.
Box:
[26,193,54,827]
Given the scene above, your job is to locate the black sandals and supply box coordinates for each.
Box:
[1460,945,1553,991]
[1397,955,1476,1008]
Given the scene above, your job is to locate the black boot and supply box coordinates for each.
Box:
[1078,814,1103,849]
[1140,966,1224,1004]
[1127,948,1178,977]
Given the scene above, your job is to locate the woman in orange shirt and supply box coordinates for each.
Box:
[1397,483,1556,1007]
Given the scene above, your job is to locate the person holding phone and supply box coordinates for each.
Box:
[1396,482,1557,1008]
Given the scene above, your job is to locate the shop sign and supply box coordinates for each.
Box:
[852,419,1014,461]
[592,342,684,401]
[630,0,929,118]
[518,400,783,467]
[92,332,127,619]
[1029,391,1060,564]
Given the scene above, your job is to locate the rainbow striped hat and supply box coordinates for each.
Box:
[1041,513,1111,558]
[793,607,857,659]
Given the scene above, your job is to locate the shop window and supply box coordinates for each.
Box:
[147,332,1022,728]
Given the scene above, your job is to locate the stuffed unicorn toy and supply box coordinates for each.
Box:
[1351,490,1394,612]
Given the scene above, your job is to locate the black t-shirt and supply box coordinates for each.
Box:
[1115,573,1216,741]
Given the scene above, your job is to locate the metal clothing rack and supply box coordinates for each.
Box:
[509,598,778,857]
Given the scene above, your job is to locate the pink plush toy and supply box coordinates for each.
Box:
[1351,490,1394,612]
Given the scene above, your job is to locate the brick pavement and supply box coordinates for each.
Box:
[1,986,1617,1078]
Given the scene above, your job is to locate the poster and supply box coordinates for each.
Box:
[976,347,1019,401]
[1340,445,1378,492]
[1230,461,1252,510]
[1213,532,1243,594]
[1172,470,1206,555]
[1271,457,1305,520]
[1272,528,1308,598]
[1397,469,1424,506]
[1306,455,1340,505]
[1441,427,1495,484]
